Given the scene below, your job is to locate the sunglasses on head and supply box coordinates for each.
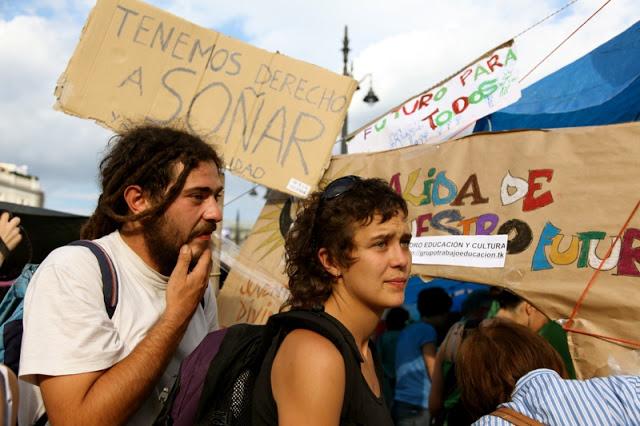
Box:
[320,175,362,202]
[311,175,362,250]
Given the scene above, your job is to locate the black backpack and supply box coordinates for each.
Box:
[155,309,361,426]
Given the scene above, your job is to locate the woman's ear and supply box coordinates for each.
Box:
[123,185,151,215]
[317,247,342,279]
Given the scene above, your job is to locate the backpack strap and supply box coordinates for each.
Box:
[490,407,545,426]
[268,309,362,421]
[68,240,119,319]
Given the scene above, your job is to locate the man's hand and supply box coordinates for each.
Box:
[0,212,22,265]
[164,245,212,326]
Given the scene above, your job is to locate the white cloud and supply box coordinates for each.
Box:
[0,0,638,223]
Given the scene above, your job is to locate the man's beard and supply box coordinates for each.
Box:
[142,215,215,276]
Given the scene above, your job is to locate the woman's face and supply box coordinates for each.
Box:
[334,212,412,314]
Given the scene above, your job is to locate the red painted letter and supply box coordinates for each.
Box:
[459,69,472,86]
[421,109,439,130]
[486,54,503,72]
[523,169,554,212]
[617,228,640,276]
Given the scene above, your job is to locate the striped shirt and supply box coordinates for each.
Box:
[473,368,640,426]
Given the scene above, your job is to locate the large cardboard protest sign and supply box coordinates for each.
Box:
[346,41,520,153]
[55,0,356,197]
[219,122,640,377]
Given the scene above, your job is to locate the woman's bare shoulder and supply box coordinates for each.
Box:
[271,329,346,425]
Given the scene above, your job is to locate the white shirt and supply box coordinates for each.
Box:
[19,231,218,425]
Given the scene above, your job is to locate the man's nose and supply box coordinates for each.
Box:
[203,197,223,222]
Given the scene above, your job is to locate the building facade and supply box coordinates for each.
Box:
[0,163,44,207]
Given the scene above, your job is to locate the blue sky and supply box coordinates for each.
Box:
[0,0,638,231]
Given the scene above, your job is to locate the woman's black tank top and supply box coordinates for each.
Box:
[251,310,393,426]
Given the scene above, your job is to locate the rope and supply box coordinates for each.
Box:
[520,0,613,83]
[513,0,579,39]
[563,199,640,347]
[562,327,640,348]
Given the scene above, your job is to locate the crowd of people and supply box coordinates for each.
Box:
[0,124,637,425]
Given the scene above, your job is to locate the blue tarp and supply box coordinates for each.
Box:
[474,20,640,132]
[403,277,487,320]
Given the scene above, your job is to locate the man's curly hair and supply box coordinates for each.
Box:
[81,124,223,240]
[284,177,408,310]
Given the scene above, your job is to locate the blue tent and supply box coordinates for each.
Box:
[474,20,640,132]
[403,277,487,320]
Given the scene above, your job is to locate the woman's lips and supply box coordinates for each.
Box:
[386,278,407,289]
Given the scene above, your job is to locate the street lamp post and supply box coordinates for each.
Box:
[340,26,379,154]
[340,26,351,154]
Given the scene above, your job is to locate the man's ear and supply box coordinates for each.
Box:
[123,185,151,215]
[317,247,342,278]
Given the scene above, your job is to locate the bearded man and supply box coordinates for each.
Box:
[19,125,224,425]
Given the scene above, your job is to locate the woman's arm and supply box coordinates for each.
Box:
[271,329,345,426]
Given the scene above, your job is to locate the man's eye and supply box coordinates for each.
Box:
[374,241,387,248]
[191,193,206,201]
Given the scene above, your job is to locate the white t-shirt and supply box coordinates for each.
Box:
[19,231,218,425]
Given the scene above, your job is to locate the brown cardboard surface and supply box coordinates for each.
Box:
[568,325,640,378]
[55,0,356,197]
[219,122,640,377]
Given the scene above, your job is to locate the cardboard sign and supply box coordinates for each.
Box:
[55,0,356,197]
[218,190,291,327]
[219,122,640,378]
[347,41,520,153]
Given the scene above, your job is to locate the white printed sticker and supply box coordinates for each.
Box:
[410,235,508,268]
[286,178,311,197]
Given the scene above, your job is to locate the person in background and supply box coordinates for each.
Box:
[0,212,21,425]
[492,287,576,378]
[457,319,640,425]
[393,287,452,425]
[252,176,412,426]
[0,364,18,426]
[19,125,223,425]
[493,288,548,332]
[0,212,22,269]
[376,306,410,408]
[429,289,493,425]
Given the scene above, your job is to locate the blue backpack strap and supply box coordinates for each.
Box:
[68,240,119,319]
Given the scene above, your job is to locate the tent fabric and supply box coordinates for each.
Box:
[474,20,640,132]
[0,202,87,279]
[403,277,486,320]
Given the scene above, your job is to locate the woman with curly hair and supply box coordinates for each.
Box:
[253,175,412,425]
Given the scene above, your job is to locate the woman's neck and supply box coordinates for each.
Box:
[324,294,381,358]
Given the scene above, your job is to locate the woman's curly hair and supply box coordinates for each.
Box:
[81,124,223,240]
[284,177,408,310]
